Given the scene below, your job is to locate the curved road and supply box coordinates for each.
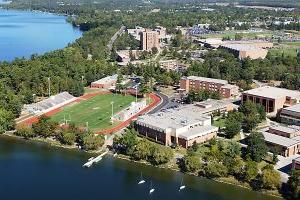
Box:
[148,92,169,114]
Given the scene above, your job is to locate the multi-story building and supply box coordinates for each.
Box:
[292,157,300,170]
[242,86,300,114]
[180,76,239,98]
[140,30,160,51]
[135,104,218,148]
[260,124,300,157]
[219,44,268,59]
[280,103,300,126]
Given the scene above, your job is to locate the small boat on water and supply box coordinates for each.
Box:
[113,153,118,157]
[149,182,155,194]
[178,178,186,191]
[138,172,145,184]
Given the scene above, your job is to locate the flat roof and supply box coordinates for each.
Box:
[178,125,218,140]
[136,105,211,130]
[262,132,300,147]
[184,76,228,85]
[242,86,300,100]
[92,74,118,85]
[282,103,300,113]
[293,157,300,162]
[269,124,300,134]
[221,44,263,51]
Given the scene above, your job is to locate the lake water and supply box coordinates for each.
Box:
[0,136,280,200]
[0,9,82,61]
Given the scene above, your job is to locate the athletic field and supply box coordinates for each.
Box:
[51,94,136,131]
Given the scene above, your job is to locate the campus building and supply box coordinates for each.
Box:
[140,30,160,51]
[135,99,237,148]
[259,124,300,157]
[292,157,300,170]
[242,86,300,114]
[219,44,268,59]
[159,59,188,73]
[135,104,219,148]
[180,76,239,98]
[90,75,118,89]
[112,100,147,121]
[280,103,300,126]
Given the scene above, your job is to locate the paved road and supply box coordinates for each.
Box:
[107,25,126,51]
[148,92,169,114]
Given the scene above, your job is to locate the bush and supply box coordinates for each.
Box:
[205,162,228,178]
[131,139,152,160]
[15,125,35,139]
[183,155,201,173]
[82,134,105,151]
[59,132,76,145]
[149,144,173,165]
[261,168,281,190]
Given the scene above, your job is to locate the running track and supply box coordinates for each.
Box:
[20,92,161,135]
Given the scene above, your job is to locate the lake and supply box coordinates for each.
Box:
[0,136,280,200]
[0,9,82,61]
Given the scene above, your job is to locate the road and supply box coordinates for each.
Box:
[107,25,126,51]
[147,92,170,114]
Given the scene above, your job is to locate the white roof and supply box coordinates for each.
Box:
[243,86,300,100]
[221,44,263,51]
[92,74,118,85]
[185,76,228,85]
[178,125,218,140]
[282,103,300,113]
[269,124,300,134]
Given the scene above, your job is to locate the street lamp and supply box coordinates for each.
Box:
[48,77,51,97]
[136,83,140,103]
[111,101,114,124]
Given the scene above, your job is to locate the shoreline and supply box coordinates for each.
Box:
[1,133,283,199]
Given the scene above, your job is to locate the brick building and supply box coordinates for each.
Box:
[140,30,160,51]
[260,124,300,157]
[90,74,118,89]
[135,104,218,148]
[242,86,300,114]
[292,157,300,170]
[180,76,239,98]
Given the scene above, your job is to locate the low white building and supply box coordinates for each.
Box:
[112,100,147,121]
[135,104,218,148]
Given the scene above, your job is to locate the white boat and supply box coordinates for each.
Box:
[178,178,186,191]
[138,172,146,184]
[149,188,155,194]
[149,182,155,194]
[113,153,118,157]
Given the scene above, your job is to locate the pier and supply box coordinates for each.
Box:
[83,151,108,168]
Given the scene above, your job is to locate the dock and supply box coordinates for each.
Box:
[83,151,108,168]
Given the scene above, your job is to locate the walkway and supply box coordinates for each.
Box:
[107,25,126,51]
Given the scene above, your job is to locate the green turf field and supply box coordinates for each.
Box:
[51,94,136,131]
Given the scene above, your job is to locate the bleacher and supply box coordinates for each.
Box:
[26,92,76,115]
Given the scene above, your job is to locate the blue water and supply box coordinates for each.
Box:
[0,9,82,61]
[0,136,280,200]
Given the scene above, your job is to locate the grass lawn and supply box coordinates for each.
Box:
[51,94,136,131]
[213,118,226,128]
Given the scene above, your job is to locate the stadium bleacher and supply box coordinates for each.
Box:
[26,92,76,115]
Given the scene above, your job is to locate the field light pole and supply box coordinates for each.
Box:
[111,101,114,124]
[48,77,51,97]
[136,83,140,103]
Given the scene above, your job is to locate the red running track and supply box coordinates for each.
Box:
[20,92,161,135]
